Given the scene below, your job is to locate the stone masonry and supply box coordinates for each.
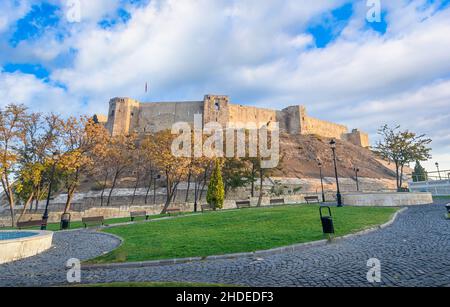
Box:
[97,95,369,147]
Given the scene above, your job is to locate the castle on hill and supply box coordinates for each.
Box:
[95,94,369,147]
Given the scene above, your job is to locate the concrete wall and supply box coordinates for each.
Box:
[0,231,53,264]
[342,192,433,207]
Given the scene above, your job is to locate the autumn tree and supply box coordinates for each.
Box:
[374,125,432,190]
[206,159,225,210]
[104,133,137,206]
[58,116,109,213]
[0,104,28,226]
[15,113,61,220]
[146,130,190,214]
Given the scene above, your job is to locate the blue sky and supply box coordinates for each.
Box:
[0,0,450,171]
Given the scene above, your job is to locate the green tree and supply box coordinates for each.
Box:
[412,161,428,182]
[222,158,250,196]
[374,125,432,190]
[207,160,225,210]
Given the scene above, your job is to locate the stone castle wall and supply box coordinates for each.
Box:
[101,94,369,146]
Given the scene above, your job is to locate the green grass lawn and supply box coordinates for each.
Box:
[88,205,398,264]
[1,213,190,232]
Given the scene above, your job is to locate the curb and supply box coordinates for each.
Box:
[82,207,408,271]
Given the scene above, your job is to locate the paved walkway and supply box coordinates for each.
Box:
[1,202,449,287]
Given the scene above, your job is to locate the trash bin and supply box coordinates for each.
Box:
[60,213,71,230]
[319,206,335,234]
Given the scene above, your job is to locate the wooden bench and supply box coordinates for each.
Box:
[270,198,285,205]
[17,219,44,230]
[130,211,149,222]
[201,204,213,213]
[305,196,321,204]
[166,208,181,216]
[236,200,251,209]
[82,216,104,228]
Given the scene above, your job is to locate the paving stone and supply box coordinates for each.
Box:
[0,201,449,287]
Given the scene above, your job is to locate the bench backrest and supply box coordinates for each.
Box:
[270,199,285,205]
[236,201,251,208]
[17,220,43,228]
[201,205,212,211]
[82,216,104,223]
[130,211,147,217]
[305,196,320,203]
[166,208,181,212]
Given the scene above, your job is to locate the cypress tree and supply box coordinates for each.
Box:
[207,160,225,210]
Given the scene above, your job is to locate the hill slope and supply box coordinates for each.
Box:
[271,133,400,180]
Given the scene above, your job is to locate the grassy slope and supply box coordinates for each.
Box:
[90,205,398,264]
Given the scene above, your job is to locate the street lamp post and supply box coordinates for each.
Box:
[318,162,326,203]
[435,162,442,180]
[354,167,360,192]
[41,151,60,230]
[330,140,343,207]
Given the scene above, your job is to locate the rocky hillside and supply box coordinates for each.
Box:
[271,133,403,180]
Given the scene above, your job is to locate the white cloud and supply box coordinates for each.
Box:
[1,0,449,167]
[0,70,83,116]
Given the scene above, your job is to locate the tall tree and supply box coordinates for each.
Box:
[146,130,190,214]
[412,161,428,182]
[206,159,225,210]
[374,125,432,190]
[0,104,28,226]
[15,113,61,220]
[105,133,136,206]
[58,116,109,213]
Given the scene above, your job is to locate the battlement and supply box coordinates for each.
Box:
[101,95,369,147]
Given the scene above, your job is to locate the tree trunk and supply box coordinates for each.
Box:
[2,175,15,227]
[257,167,264,207]
[131,172,140,205]
[107,171,119,207]
[145,170,153,204]
[185,171,191,203]
[100,170,109,207]
[64,187,75,214]
[153,176,157,204]
[399,165,404,189]
[161,175,179,214]
[395,161,400,190]
[199,169,209,200]
[251,163,255,197]
[18,193,35,222]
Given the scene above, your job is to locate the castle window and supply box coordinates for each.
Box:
[215,101,220,111]
[111,110,115,117]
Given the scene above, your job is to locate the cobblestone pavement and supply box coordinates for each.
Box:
[1,202,449,287]
[0,230,121,287]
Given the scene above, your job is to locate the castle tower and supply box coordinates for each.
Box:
[203,95,230,126]
[106,98,140,136]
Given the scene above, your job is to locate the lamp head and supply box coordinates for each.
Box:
[330,139,336,149]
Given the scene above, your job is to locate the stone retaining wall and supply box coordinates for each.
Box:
[342,192,433,207]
